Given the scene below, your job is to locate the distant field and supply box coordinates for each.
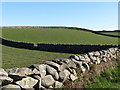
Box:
[2,28,118,45]
[2,45,73,69]
[99,32,120,36]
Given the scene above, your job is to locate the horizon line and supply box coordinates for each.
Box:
[0,25,119,31]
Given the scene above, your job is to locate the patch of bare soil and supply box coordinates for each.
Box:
[63,57,120,88]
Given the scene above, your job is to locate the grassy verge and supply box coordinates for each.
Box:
[87,63,120,88]
[2,45,74,69]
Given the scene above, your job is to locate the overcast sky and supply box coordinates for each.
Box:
[2,2,118,31]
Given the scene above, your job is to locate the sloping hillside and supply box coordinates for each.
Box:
[2,27,118,45]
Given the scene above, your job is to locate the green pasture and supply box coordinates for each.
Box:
[2,45,73,69]
[2,28,118,45]
[99,31,120,36]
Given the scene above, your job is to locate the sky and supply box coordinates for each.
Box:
[2,2,119,31]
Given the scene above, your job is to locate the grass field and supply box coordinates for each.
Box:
[2,45,73,69]
[99,32,120,36]
[2,28,118,45]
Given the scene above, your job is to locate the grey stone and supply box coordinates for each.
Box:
[31,68,40,75]
[69,55,79,60]
[5,68,33,81]
[60,63,68,71]
[83,54,91,62]
[2,84,21,90]
[41,75,55,87]
[54,81,63,88]
[45,61,61,71]
[52,59,64,65]
[88,52,94,56]
[59,69,70,82]
[71,59,82,67]
[0,76,13,85]
[46,65,59,80]
[69,74,78,81]
[67,60,77,69]
[6,68,33,76]
[49,86,53,88]
[15,76,38,89]
[41,85,46,89]
[101,56,107,62]
[30,64,47,77]
[99,51,103,55]
[0,69,8,77]
[62,59,72,64]
[53,58,70,65]
[32,75,41,88]
[94,51,100,56]
[88,56,99,64]
[79,55,86,62]
[96,57,101,64]
[72,69,77,76]
[5,68,19,74]
[0,69,13,85]
[80,65,86,73]
[82,62,90,71]
[77,55,83,60]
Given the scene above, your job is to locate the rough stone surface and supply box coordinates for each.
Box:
[0,69,8,77]
[83,54,91,62]
[82,62,90,71]
[32,75,41,88]
[41,75,55,87]
[53,58,70,65]
[31,68,40,75]
[5,68,33,81]
[54,81,63,88]
[45,61,61,71]
[2,84,21,90]
[80,65,86,73]
[71,59,82,67]
[69,74,78,81]
[72,69,77,76]
[46,65,59,80]
[94,51,101,56]
[79,56,87,62]
[15,77,38,89]
[0,76,13,85]
[6,68,33,76]
[69,55,79,60]
[29,64,47,77]
[0,69,13,85]
[60,63,68,71]
[59,69,70,82]
[67,60,77,69]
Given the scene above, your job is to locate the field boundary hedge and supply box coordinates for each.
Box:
[0,38,119,54]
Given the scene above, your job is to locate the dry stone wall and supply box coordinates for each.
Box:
[1,38,118,54]
[0,47,120,89]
